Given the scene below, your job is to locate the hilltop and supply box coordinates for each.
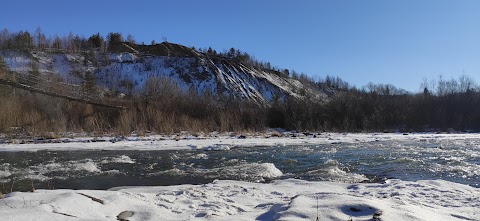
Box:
[0,41,330,105]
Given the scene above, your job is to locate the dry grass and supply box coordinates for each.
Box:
[0,76,272,136]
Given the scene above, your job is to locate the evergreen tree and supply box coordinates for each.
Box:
[73,34,82,53]
[15,31,33,49]
[107,32,123,45]
[52,36,62,50]
[88,33,104,48]
[227,47,235,58]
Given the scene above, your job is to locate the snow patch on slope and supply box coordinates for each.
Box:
[1,49,324,103]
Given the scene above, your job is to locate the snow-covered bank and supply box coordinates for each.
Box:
[1,179,478,221]
[1,132,480,152]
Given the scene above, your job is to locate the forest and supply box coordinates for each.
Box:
[1,28,480,137]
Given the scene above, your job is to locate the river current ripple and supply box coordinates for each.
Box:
[0,138,478,191]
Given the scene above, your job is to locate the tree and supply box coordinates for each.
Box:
[127,34,136,45]
[0,55,8,79]
[459,75,474,93]
[107,32,123,45]
[423,87,430,96]
[227,47,235,58]
[88,33,104,48]
[0,28,10,49]
[83,71,97,94]
[0,55,6,71]
[14,31,33,49]
[72,34,82,53]
[28,61,41,86]
[52,35,62,50]
[66,32,75,52]
[34,27,46,50]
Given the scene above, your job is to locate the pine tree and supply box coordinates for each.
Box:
[107,32,123,45]
[88,33,104,48]
[227,47,235,58]
[15,31,33,49]
[52,36,62,50]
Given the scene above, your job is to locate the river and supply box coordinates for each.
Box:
[0,138,478,191]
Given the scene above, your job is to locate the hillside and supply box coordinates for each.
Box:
[2,35,479,134]
[0,42,329,105]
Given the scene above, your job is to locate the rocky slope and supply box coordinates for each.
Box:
[0,42,329,104]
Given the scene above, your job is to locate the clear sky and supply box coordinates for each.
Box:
[1,0,479,92]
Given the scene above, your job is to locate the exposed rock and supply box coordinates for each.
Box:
[117,211,134,221]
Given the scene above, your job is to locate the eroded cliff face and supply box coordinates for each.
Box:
[1,42,328,104]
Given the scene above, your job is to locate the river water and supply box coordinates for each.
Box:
[0,138,479,191]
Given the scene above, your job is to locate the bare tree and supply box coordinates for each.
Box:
[34,27,46,50]
[127,34,136,45]
[459,75,475,93]
[0,28,9,49]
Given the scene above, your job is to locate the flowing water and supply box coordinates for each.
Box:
[0,138,479,191]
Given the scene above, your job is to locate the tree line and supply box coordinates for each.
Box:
[286,74,480,132]
[1,69,479,137]
[0,28,149,54]
[1,28,480,136]
[0,28,309,79]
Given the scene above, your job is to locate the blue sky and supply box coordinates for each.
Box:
[1,0,479,92]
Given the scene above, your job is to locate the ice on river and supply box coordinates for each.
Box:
[2,132,480,152]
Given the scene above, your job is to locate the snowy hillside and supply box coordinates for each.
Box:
[0,43,328,104]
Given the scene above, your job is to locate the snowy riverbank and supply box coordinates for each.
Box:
[1,132,479,220]
[2,178,479,221]
[1,132,480,152]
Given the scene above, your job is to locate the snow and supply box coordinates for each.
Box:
[305,159,368,183]
[202,144,232,151]
[1,132,480,152]
[194,162,284,182]
[109,53,138,63]
[0,170,11,179]
[31,159,101,176]
[101,155,136,164]
[0,133,479,220]
[1,178,478,221]
[0,49,319,103]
